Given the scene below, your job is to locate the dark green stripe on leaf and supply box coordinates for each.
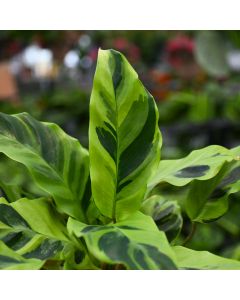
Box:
[81,176,92,213]
[74,250,85,264]
[20,113,58,165]
[0,113,33,147]
[141,244,177,270]
[117,225,140,230]
[104,122,117,139]
[98,231,138,269]
[0,204,30,229]
[96,127,117,162]
[2,232,32,251]
[99,92,116,126]
[219,166,240,187]
[98,230,176,270]
[82,225,114,234]
[153,205,175,222]
[133,248,149,269]
[110,50,123,93]
[119,95,156,181]
[117,180,132,193]
[23,239,63,260]
[210,188,229,199]
[0,255,21,268]
[175,165,210,178]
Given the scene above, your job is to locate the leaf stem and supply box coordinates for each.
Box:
[182,222,197,246]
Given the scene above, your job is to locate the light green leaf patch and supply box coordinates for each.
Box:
[174,246,240,270]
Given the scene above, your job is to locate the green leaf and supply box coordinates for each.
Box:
[195,31,230,78]
[174,246,240,270]
[185,162,231,222]
[68,212,177,270]
[89,49,161,221]
[0,112,89,221]
[0,157,25,202]
[0,197,69,267]
[62,243,99,270]
[0,241,44,270]
[141,195,182,241]
[186,147,240,222]
[0,156,49,201]
[148,145,237,190]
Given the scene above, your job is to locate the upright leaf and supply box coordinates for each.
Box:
[89,49,161,221]
[0,112,89,220]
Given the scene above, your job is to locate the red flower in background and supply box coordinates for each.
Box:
[166,35,195,68]
[165,35,202,81]
[112,38,140,63]
[89,47,99,62]
[113,38,129,50]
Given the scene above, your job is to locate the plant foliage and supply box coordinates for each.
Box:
[0,49,240,269]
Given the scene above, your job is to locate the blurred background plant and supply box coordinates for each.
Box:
[1,30,240,260]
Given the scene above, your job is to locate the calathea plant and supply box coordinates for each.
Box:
[1,49,240,269]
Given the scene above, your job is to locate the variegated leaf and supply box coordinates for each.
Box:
[141,195,183,241]
[148,145,238,191]
[174,246,240,270]
[0,197,69,268]
[0,241,44,270]
[68,212,177,270]
[0,112,90,221]
[0,156,48,202]
[62,243,99,270]
[186,151,240,222]
[89,49,161,221]
[0,197,97,270]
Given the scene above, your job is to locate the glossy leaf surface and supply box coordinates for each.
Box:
[174,246,240,270]
[185,147,240,222]
[0,112,89,220]
[68,212,177,269]
[149,145,237,190]
[89,49,161,221]
[0,241,44,270]
[0,197,69,269]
